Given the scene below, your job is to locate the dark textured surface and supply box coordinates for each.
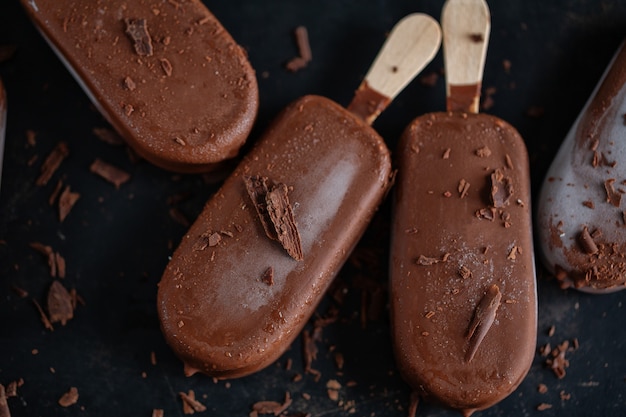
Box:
[1,1,625,416]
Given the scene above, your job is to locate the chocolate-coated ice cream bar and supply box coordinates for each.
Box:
[20,0,258,173]
[537,42,626,293]
[389,1,536,414]
[157,13,442,379]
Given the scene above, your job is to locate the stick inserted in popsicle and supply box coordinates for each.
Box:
[157,14,442,379]
[537,42,626,293]
[20,0,259,173]
[389,1,536,415]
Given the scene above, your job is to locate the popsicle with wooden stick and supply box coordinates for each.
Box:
[157,13,442,379]
[537,42,626,293]
[389,1,536,414]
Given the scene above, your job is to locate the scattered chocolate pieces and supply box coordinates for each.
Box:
[475,145,491,157]
[465,284,502,362]
[124,18,153,56]
[179,390,206,414]
[58,387,79,407]
[90,158,130,188]
[244,176,303,261]
[545,340,571,379]
[47,280,74,325]
[537,403,552,411]
[29,242,65,278]
[286,26,312,72]
[458,179,470,198]
[36,141,69,186]
[326,380,341,401]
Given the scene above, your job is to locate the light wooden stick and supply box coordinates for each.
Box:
[442,0,490,113]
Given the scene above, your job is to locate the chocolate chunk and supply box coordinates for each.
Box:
[244,175,278,240]
[458,179,470,198]
[286,26,312,72]
[265,183,304,261]
[47,280,74,325]
[578,226,598,254]
[59,185,80,222]
[604,178,622,207]
[58,387,79,407]
[465,284,502,362]
[490,169,513,207]
[179,390,206,414]
[89,158,130,188]
[261,267,274,286]
[124,19,153,56]
[36,141,69,186]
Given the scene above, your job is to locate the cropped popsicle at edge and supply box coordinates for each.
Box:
[20,0,259,173]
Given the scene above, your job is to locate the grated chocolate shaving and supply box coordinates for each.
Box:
[90,158,130,188]
[30,242,65,278]
[124,19,153,56]
[36,141,69,186]
[465,284,501,362]
[286,26,312,72]
[604,179,622,207]
[47,280,74,325]
[578,226,598,254]
[490,169,513,207]
[244,176,278,240]
[59,185,80,222]
[32,298,54,331]
[458,179,470,198]
[160,58,173,76]
[459,265,472,279]
[545,340,570,379]
[179,390,206,414]
[475,146,491,157]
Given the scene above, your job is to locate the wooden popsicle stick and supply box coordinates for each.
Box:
[441,0,490,113]
[347,13,442,125]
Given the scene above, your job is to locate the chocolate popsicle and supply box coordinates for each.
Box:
[157,14,442,379]
[20,0,258,173]
[389,1,536,414]
[537,42,626,293]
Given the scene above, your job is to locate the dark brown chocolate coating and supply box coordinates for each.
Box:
[158,95,392,378]
[390,112,536,415]
[21,0,258,173]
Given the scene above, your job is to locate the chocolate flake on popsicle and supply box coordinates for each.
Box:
[124,19,153,57]
[244,176,303,260]
[261,267,274,286]
[603,178,622,207]
[578,226,599,254]
[465,284,502,362]
[490,169,513,207]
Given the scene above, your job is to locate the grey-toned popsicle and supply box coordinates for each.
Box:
[389,1,537,414]
[537,42,626,293]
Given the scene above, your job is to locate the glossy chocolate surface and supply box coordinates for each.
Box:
[390,111,537,415]
[21,0,258,173]
[158,95,392,378]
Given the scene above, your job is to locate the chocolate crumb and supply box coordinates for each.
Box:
[179,390,206,414]
[465,284,501,362]
[459,265,472,279]
[537,403,552,411]
[502,59,512,73]
[90,158,130,188]
[125,19,153,56]
[604,179,622,207]
[548,325,556,337]
[160,58,173,76]
[286,26,312,72]
[152,410,164,417]
[475,146,491,157]
[47,280,74,325]
[11,285,28,298]
[32,298,54,331]
[469,33,484,42]
[36,142,69,186]
[261,267,274,286]
[442,148,451,159]
[560,390,571,401]
[582,200,595,209]
[476,207,496,221]
[58,387,79,407]
[123,76,137,91]
[545,340,570,379]
[537,383,548,394]
[416,254,444,265]
[458,179,470,198]
[59,185,80,222]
